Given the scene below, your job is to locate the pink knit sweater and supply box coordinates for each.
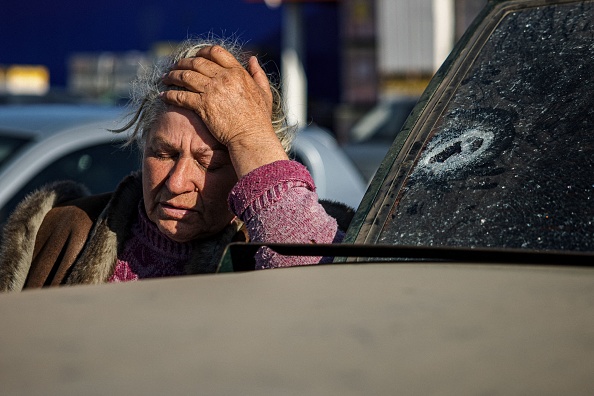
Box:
[109,160,343,282]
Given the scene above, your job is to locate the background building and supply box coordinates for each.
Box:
[1,0,487,139]
[336,0,487,140]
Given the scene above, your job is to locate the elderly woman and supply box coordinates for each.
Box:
[0,38,352,291]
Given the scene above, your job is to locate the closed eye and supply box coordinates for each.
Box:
[149,148,179,161]
[157,152,178,160]
[195,148,230,172]
[146,137,179,161]
[195,156,227,172]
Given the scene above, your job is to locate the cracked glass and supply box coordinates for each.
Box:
[379,2,594,252]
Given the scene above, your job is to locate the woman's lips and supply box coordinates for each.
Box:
[159,202,196,219]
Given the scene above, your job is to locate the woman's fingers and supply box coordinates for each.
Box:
[173,56,219,78]
[248,56,273,111]
[195,45,241,69]
[159,90,204,118]
[163,45,248,93]
[170,45,241,77]
[162,68,211,93]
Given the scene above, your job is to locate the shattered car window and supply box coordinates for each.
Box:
[380,2,594,251]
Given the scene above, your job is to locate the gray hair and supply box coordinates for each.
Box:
[114,36,296,152]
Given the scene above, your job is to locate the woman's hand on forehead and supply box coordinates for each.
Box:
[159,45,288,178]
[160,45,274,147]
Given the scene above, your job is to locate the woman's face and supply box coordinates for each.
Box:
[142,106,237,243]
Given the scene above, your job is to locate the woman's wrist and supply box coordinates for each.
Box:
[227,133,289,178]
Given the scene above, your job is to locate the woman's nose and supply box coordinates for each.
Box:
[166,157,199,194]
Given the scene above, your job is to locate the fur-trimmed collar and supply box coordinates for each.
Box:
[0,180,90,291]
[0,173,245,291]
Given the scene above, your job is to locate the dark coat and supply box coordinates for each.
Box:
[0,173,354,292]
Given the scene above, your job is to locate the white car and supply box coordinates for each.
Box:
[0,104,366,223]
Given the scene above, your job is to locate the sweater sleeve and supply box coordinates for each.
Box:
[228,160,344,269]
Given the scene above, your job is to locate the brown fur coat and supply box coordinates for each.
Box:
[0,173,246,292]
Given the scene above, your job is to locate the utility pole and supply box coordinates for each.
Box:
[281,1,308,128]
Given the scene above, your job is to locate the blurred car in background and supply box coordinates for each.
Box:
[0,91,102,105]
[0,104,365,225]
[342,95,418,182]
[292,125,366,208]
[0,105,138,224]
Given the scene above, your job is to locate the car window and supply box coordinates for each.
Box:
[350,98,417,143]
[0,142,140,223]
[0,134,31,169]
[363,2,594,252]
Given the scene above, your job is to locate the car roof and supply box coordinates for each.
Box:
[0,104,127,138]
[1,263,594,394]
